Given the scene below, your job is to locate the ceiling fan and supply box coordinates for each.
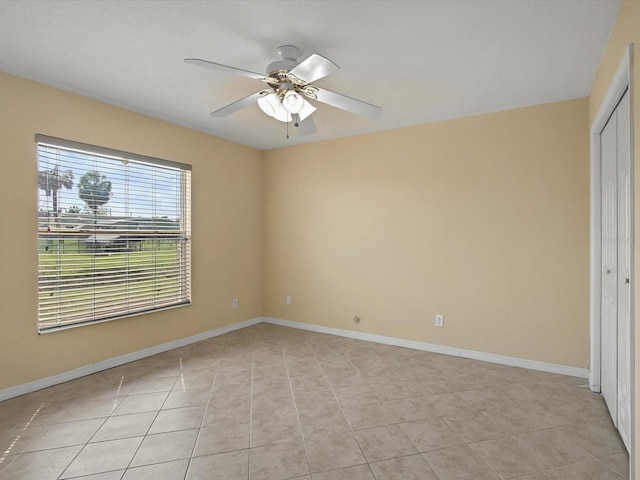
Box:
[185,45,382,136]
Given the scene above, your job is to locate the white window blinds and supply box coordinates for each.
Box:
[36,135,191,333]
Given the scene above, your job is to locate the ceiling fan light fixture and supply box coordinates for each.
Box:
[298,99,316,121]
[257,94,276,117]
[258,91,316,124]
[258,92,291,123]
[282,90,304,114]
[271,101,291,123]
[258,92,291,122]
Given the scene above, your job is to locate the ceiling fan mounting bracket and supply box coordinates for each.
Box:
[276,45,302,61]
[266,45,304,76]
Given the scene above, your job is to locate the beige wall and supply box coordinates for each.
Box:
[0,71,263,391]
[263,98,590,367]
[0,17,604,414]
[588,0,640,475]
[0,1,629,468]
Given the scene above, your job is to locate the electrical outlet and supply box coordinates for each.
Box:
[435,314,444,327]
[232,298,238,308]
[286,295,292,305]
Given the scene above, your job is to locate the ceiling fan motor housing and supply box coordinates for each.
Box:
[266,59,297,75]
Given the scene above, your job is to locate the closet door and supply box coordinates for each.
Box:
[600,88,631,451]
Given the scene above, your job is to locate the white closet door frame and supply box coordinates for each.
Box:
[590,44,634,474]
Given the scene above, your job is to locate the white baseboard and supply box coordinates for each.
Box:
[0,315,589,402]
[0,317,262,402]
[263,317,589,379]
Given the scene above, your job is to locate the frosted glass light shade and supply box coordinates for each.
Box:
[282,91,304,114]
[258,91,316,123]
[271,102,291,122]
[257,94,276,117]
[298,99,316,121]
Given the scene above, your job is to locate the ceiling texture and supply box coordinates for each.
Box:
[0,0,622,150]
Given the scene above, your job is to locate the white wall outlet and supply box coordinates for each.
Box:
[435,314,444,327]
[232,298,238,308]
[285,295,292,305]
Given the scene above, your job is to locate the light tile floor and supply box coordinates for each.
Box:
[0,323,629,480]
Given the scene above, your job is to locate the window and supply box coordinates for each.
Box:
[36,135,191,333]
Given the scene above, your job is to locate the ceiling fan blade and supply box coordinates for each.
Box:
[185,58,264,80]
[289,54,339,83]
[210,91,263,117]
[297,116,317,136]
[314,87,382,120]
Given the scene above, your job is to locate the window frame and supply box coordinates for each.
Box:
[36,134,192,333]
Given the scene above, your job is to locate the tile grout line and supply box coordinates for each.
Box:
[592,456,628,479]
[320,343,492,480]
[1,400,57,471]
[310,341,375,476]
[183,345,221,480]
[90,357,182,476]
[117,357,185,476]
[248,332,256,479]
[56,349,210,478]
[281,344,315,478]
[54,399,121,479]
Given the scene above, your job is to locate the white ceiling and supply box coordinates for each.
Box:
[0,0,621,151]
